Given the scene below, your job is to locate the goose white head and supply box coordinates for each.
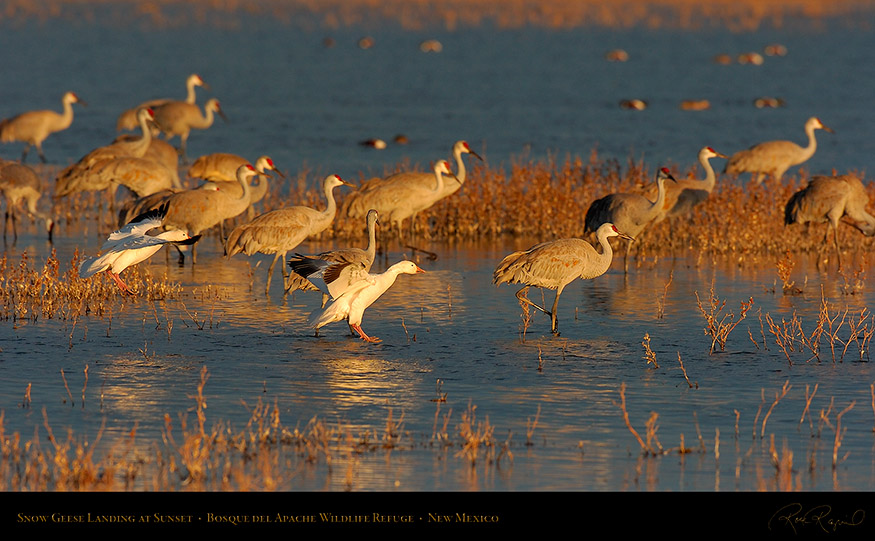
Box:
[159,229,193,242]
[394,260,426,275]
[808,116,834,134]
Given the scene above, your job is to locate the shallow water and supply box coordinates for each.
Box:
[2,10,875,494]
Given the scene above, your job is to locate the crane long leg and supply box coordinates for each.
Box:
[516,286,550,316]
[550,290,562,335]
[266,252,281,295]
[832,222,843,270]
[624,239,632,274]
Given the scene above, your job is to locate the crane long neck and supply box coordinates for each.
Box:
[322,184,339,220]
[589,230,616,277]
[194,106,215,129]
[432,168,445,192]
[802,123,819,158]
[129,113,154,157]
[651,178,668,210]
[453,147,467,184]
[699,154,717,192]
[185,80,198,104]
[236,172,253,202]
[59,98,76,130]
[364,216,377,262]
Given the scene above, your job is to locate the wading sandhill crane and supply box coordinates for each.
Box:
[128,164,260,265]
[153,98,227,162]
[79,204,199,294]
[584,167,677,273]
[307,260,426,343]
[493,222,632,336]
[784,174,875,270]
[724,117,834,184]
[55,107,157,202]
[116,74,208,132]
[287,208,380,305]
[224,174,353,295]
[342,140,481,221]
[645,147,728,223]
[0,91,86,163]
[344,160,458,242]
[0,160,54,241]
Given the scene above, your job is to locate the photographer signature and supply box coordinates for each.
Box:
[769,503,865,534]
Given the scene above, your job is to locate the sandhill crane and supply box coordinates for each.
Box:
[133,164,259,264]
[153,98,227,162]
[86,156,178,198]
[343,140,481,223]
[192,154,283,222]
[224,174,353,295]
[112,136,182,189]
[725,117,834,184]
[307,260,425,342]
[784,174,875,269]
[287,209,380,305]
[0,160,54,241]
[494,222,632,336]
[645,147,727,223]
[584,167,676,272]
[116,74,208,132]
[55,107,157,202]
[0,91,86,163]
[79,204,199,294]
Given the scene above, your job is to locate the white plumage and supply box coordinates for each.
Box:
[306,260,425,343]
[78,204,199,294]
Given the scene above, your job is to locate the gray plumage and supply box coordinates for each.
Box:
[784,174,875,269]
[0,91,85,163]
[493,222,632,335]
[584,167,676,273]
[725,117,833,184]
[0,159,54,240]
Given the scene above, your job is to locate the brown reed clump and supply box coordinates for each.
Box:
[0,250,183,325]
[695,286,754,354]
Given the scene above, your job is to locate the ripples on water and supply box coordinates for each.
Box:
[2,9,875,495]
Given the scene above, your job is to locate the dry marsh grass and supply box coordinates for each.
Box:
[3,0,873,31]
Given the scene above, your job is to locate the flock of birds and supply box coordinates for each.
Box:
[1,72,875,339]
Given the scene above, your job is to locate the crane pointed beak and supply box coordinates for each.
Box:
[469,149,483,161]
[823,125,835,133]
[271,168,287,179]
[715,151,728,159]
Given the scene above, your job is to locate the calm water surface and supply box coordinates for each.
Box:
[2,13,875,493]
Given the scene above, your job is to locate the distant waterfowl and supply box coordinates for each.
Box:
[784,174,875,269]
[0,91,85,163]
[753,97,786,109]
[308,260,425,343]
[360,138,387,149]
[763,44,788,56]
[619,99,647,110]
[78,204,199,294]
[116,74,208,132]
[737,52,764,65]
[493,222,632,336]
[724,116,834,184]
[224,174,353,295]
[604,49,629,62]
[0,160,54,241]
[584,167,677,273]
[680,100,710,111]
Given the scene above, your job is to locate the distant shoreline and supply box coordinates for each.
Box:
[2,0,874,31]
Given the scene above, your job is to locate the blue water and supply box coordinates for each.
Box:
[2,9,875,499]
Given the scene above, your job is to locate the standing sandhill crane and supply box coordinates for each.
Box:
[153,98,227,162]
[0,160,54,241]
[307,260,426,342]
[131,164,260,265]
[55,107,157,201]
[79,204,200,294]
[225,175,353,295]
[784,174,875,270]
[192,154,284,222]
[287,208,380,305]
[0,91,86,163]
[116,74,208,132]
[646,147,728,223]
[343,140,481,220]
[494,222,633,336]
[584,167,677,273]
[724,117,834,184]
